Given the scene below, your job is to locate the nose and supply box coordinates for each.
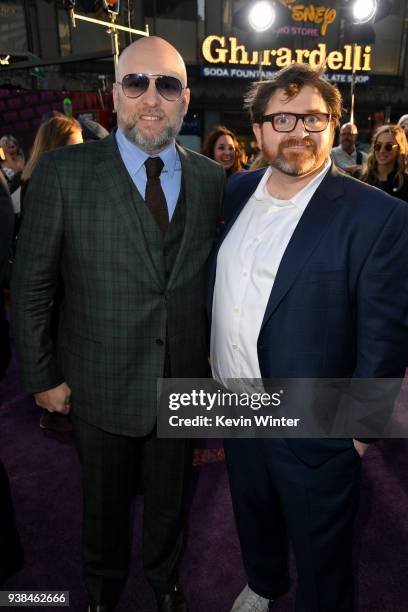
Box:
[291,118,309,138]
[142,78,161,105]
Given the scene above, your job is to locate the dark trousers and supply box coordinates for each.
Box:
[224,438,361,612]
[72,415,192,608]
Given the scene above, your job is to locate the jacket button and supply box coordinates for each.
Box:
[156,339,164,346]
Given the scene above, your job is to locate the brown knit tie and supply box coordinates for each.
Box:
[144,157,169,232]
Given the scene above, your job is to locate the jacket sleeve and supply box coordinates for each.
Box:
[11,154,65,393]
[355,200,408,378]
[340,200,408,441]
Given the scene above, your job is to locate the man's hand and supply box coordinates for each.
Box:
[34,382,72,414]
[353,439,369,458]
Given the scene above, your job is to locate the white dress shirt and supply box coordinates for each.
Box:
[211,160,331,385]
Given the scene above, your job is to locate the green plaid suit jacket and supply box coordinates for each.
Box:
[12,134,225,436]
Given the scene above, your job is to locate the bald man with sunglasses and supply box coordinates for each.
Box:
[12,37,224,612]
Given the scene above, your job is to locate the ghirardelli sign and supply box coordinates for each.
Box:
[202,36,372,73]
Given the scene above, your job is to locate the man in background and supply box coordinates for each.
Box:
[331,121,367,173]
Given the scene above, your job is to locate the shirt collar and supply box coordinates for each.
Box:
[115,127,178,178]
[253,159,331,213]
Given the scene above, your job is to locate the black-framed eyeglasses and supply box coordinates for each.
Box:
[374,142,399,153]
[261,112,331,133]
[117,73,185,101]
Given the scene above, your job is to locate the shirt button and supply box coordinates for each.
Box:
[242,271,248,277]
[233,307,240,314]
[232,344,238,350]
[156,339,164,346]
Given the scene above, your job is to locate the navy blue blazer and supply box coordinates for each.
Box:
[208,165,408,464]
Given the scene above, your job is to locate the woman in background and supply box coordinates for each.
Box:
[361,124,408,202]
[0,135,25,192]
[19,113,83,432]
[202,125,241,177]
[20,113,82,207]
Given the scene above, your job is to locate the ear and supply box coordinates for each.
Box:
[112,82,119,112]
[329,121,336,146]
[183,87,191,114]
[252,123,263,150]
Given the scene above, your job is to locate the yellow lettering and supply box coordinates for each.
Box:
[202,35,227,63]
[250,51,259,65]
[291,6,304,22]
[229,36,249,65]
[327,50,344,71]
[322,8,336,35]
[295,49,310,62]
[201,35,372,73]
[304,5,315,21]
[353,44,362,71]
[343,44,352,70]
[362,46,372,71]
[276,47,292,67]
[288,4,337,36]
[315,7,324,23]
[309,43,327,69]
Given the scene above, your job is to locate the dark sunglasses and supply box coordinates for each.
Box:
[117,73,185,101]
[374,142,398,152]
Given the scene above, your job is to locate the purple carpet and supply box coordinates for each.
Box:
[1,350,408,612]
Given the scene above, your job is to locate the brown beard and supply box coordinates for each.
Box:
[267,136,326,177]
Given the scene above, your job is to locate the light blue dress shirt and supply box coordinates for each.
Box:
[115,128,182,220]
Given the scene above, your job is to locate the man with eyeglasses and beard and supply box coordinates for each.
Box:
[12,37,224,612]
[209,63,408,611]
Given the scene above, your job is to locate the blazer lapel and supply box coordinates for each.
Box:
[95,133,163,289]
[166,145,199,287]
[259,166,345,333]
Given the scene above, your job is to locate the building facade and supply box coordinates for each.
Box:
[1,0,408,148]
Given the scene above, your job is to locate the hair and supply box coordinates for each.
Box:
[202,125,241,175]
[244,63,342,127]
[0,134,24,159]
[361,124,408,191]
[22,114,81,181]
[398,114,408,125]
[0,134,19,148]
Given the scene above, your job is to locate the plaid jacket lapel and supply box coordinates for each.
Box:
[166,145,199,288]
[95,134,163,289]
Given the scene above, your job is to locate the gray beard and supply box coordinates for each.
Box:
[122,114,185,153]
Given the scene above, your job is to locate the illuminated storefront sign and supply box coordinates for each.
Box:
[277,0,337,36]
[200,65,370,83]
[202,36,372,72]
